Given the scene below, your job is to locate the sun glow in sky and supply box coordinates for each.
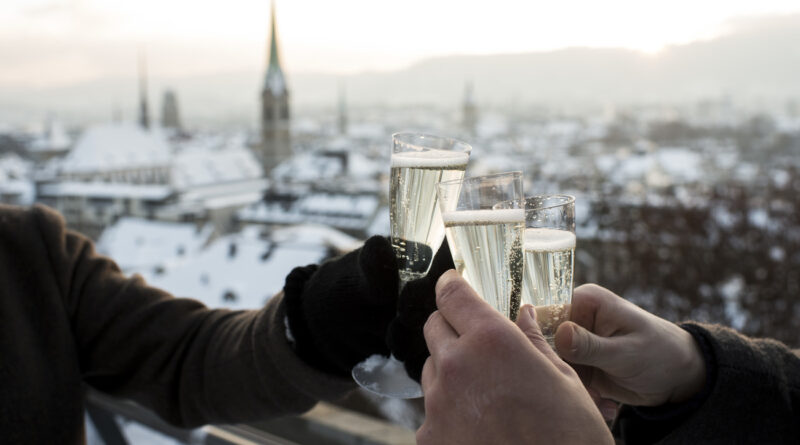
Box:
[1,0,799,88]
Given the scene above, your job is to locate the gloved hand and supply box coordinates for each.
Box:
[386,239,455,382]
[283,236,400,377]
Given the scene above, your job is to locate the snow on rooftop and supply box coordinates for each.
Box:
[38,181,172,200]
[97,218,213,272]
[0,153,31,181]
[59,124,171,174]
[172,146,263,189]
[239,192,380,231]
[271,150,383,183]
[29,117,71,152]
[141,227,328,310]
[97,217,354,310]
[655,148,702,182]
[298,194,378,218]
[271,224,362,252]
[0,154,34,203]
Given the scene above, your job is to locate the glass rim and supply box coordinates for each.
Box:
[525,194,576,211]
[392,132,472,153]
[437,170,523,188]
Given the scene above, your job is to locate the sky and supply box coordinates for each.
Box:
[1,0,799,89]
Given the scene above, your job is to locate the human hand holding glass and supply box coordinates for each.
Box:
[554,284,707,416]
[352,133,471,398]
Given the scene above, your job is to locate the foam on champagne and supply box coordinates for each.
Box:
[443,208,525,225]
[391,149,470,168]
[523,228,576,252]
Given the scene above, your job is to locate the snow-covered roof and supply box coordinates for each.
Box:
[96,218,213,271]
[38,181,172,200]
[98,218,348,309]
[29,117,71,152]
[271,151,384,183]
[172,146,263,190]
[594,147,704,186]
[0,153,31,182]
[271,224,362,252]
[0,154,34,203]
[238,193,380,231]
[59,124,171,174]
[140,226,328,309]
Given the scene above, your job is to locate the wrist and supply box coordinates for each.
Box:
[668,327,707,404]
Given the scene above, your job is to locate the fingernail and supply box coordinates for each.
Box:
[570,325,580,352]
[435,269,458,293]
[522,304,535,321]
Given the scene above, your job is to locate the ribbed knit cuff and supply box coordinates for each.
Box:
[629,323,717,421]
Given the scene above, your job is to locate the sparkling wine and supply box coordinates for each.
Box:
[522,228,576,341]
[390,149,469,281]
[443,209,524,319]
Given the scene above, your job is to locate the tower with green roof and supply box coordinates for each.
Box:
[260,0,291,173]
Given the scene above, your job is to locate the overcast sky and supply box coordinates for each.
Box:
[1,0,799,89]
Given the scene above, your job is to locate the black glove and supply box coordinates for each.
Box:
[283,236,400,377]
[386,239,455,382]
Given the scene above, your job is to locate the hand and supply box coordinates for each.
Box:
[554,284,706,415]
[283,236,399,377]
[417,271,613,445]
[386,239,454,381]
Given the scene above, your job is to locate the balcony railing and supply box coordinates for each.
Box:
[85,388,416,445]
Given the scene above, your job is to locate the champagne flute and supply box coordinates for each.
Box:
[436,172,525,320]
[521,195,576,346]
[352,133,471,398]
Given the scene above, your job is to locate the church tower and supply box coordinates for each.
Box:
[260,1,291,173]
[139,51,150,130]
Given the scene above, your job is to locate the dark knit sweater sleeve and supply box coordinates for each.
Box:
[613,322,800,444]
[32,204,355,427]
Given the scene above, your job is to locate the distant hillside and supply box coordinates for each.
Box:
[1,13,799,126]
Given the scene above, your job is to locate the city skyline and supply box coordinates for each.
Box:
[1,0,799,89]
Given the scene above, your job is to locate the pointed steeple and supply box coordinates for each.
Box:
[138,50,150,130]
[259,0,291,174]
[264,1,286,94]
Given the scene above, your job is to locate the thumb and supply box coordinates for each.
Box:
[555,321,615,368]
[516,305,559,360]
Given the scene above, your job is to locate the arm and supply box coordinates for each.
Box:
[34,205,354,427]
[555,284,800,443]
[417,271,613,445]
[614,323,800,444]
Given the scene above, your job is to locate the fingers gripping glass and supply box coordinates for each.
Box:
[436,171,525,320]
[352,133,471,398]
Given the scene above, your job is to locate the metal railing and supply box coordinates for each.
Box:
[85,389,415,445]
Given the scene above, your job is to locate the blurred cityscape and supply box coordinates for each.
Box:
[2,5,799,351]
[3,3,800,442]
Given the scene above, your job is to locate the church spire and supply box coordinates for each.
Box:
[268,1,281,71]
[264,1,286,94]
[259,0,291,174]
[138,50,150,130]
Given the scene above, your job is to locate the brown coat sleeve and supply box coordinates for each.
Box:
[32,204,355,427]
[613,322,800,444]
